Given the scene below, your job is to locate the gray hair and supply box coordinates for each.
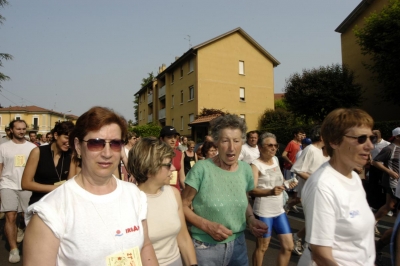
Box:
[257,132,277,146]
[210,114,247,143]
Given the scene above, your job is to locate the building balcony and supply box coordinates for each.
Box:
[147,94,153,104]
[147,114,153,123]
[159,85,166,98]
[158,108,166,120]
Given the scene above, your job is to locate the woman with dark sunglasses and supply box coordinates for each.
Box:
[298,108,376,266]
[250,132,296,266]
[23,106,158,266]
[21,121,75,205]
[128,137,197,266]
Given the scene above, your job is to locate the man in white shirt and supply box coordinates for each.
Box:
[0,120,36,263]
[239,130,260,164]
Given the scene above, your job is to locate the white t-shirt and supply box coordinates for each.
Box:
[0,140,36,190]
[301,162,375,266]
[26,176,147,266]
[371,139,390,159]
[239,143,260,164]
[252,157,284,217]
[291,144,328,198]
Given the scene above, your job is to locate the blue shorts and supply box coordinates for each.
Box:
[255,213,291,238]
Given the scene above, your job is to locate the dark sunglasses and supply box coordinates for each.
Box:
[160,162,173,169]
[264,144,279,149]
[82,138,123,152]
[343,134,377,144]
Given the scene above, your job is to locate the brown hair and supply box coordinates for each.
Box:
[201,141,217,158]
[69,106,128,165]
[321,108,374,157]
[127,137,175,184]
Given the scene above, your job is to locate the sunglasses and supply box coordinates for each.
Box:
[82,138,123,152]
[263,144,279,148]
[160,162,173,169]
[343,134,377,144]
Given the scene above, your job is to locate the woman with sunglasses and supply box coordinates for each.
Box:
[182,114,267,265]
[250,132,295,266]
[128,137,197,266]
[298,108,376,266]
[23,106,157,266]
[21,121,75,205]
[183,140,197,175]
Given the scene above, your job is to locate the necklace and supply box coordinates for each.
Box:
[52,149,65,182]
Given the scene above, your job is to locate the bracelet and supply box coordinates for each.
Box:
[246,214,254,219]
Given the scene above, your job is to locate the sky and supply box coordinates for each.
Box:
[0,0,360,121]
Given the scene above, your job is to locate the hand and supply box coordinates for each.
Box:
[388,170,399,179]
[289,182,297,189]
[270,186,285,196]
[204,220,232,242]
[248,216,268,238]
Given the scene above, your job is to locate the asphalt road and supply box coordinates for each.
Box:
[0,206,394,266]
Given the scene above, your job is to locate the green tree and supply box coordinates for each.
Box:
[133,72,155,124]
[0,0,13,89]
[354,0,400,106]
[132,123,161,138]
[284,64,363,123]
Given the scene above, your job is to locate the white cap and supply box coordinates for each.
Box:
[392,127,400,137]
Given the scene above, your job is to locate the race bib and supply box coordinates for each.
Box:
[190,161,195,167]
[170,171,178,185]
[106,247,142,266]
[14,155,26,167]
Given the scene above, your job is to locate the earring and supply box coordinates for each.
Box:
[77,154,81,159]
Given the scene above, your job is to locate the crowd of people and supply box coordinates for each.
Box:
[0,106,398,265]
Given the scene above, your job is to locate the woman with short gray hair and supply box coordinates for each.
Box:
[182,114,267,266]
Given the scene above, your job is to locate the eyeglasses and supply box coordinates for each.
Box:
[160,162,173,169]
[343,135,377,144]
[82,138,123,152]
[263,144,279,148]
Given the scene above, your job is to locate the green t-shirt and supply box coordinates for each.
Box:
[185,158,254,244]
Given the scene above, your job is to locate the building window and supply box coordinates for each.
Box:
[15,116,21,120]
[189,59,194,73]
[172,118,174,127]
[240,87,245,101]
[33,117,39,130]
[239,61,245,75]
[189,113,194,129]
[180,65,183,78]
[189,86,194,100]
[181,116,184,130]
[139,111,142,120]
[171,95,174,108]
[180,90,184,104]
[171,73,174,83]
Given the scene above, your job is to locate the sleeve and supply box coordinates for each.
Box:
[291,148,312,173]
[305,186,338,247]
[138,190,148,221]
[374,146,392,164]
[242,162,254,191]
[0,146,4,164]
[26,201,65,239]
[284,141,293,153]
[184,160,205,191]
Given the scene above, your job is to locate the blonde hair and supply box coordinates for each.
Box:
[127,137,175,184]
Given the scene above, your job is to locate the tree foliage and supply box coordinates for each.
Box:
[195,108,228,119]
[0,0,12,89]
[131,123,161,138]
[354,0,400,106]
[284,64,363,123]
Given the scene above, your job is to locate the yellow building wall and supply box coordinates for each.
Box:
[166,57,198,136]
[0,112,76,135]
[340,0,398,121]
[197,32,275,131]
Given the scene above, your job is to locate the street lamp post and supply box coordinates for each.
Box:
[63,110,72,121]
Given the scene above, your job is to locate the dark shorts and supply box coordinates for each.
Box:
[384,187,397,199]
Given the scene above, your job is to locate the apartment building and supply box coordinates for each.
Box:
[336,0,397,121]
[135,27,280,140]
